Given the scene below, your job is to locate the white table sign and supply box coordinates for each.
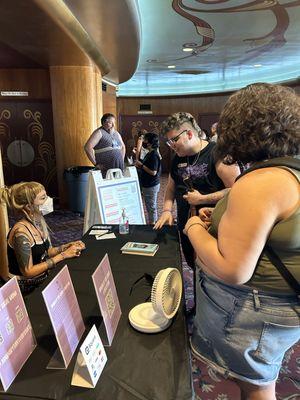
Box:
[71,325,107,388]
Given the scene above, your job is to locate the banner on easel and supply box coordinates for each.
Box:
[83,167,145,234]
[0,277,36,391]
[42,266,85,369]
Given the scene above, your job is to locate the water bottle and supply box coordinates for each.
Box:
[119,208,129,234]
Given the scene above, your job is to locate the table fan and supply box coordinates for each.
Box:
[128,268,182,333]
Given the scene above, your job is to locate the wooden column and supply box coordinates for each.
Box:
[0,149,9,279]
[50,66,102,206]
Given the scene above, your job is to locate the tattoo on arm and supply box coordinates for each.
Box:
[12,234,31,272]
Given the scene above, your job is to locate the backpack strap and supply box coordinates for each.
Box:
[236,156,300,181]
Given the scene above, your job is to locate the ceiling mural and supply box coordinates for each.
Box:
[118,0,300,96]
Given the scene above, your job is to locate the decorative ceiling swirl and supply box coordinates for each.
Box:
[166,0,300,65]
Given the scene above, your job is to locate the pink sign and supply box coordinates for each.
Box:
[0,277,36,391]
[42,266,85,367]
[92,254,121,345]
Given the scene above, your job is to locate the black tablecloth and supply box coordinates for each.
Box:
[1,225,194,400]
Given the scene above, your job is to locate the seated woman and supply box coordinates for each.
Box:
[135,132,161,224]
[184,83,299,400]
[0,182,85,293]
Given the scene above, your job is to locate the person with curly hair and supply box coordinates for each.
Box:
[184,83,300,400]
[0,182,85,294]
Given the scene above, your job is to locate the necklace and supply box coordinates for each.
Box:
[187,139,203,167]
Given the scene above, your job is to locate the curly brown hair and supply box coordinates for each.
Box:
[215,83,300,164]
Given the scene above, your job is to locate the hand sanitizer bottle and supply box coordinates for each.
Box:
[119,208,129,234]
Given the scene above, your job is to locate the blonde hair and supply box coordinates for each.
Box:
[0,182,45,215]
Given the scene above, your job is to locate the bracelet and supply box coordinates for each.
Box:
[186,222,204,235]
[61,252,65,260]
[162,209,172,213]
[46,258,55,270]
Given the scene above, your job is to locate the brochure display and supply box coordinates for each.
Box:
[71,325,107,388]
[42,266,85,369]
[0,277,36,391]
[92,254,121,345]
[83,167,145,234]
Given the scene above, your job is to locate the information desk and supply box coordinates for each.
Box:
[1,225,194,400]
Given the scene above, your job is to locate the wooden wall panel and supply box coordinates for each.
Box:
[103,84,117,118]
[0,69,51,100]
[117,92,231,119]
[117,82,300,120]
[50,65,102,205]
[0,149,8,278]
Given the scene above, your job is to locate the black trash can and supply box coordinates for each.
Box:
[63,166,93,214]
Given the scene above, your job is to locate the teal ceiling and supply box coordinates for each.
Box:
[118,0,300,97]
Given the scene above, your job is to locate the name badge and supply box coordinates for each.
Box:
[178,163,188,168]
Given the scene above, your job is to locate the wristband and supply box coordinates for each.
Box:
[186,222,204,235]
[46,258,55,270]
[61,252,65,260]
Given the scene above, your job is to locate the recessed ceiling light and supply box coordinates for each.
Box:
[183,48,193,52]
[168,65,176,69]
[253,64,262,67]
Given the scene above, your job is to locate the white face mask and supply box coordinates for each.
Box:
[39,196,53,215]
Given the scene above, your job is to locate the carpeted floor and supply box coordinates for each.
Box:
[18,173,300,399]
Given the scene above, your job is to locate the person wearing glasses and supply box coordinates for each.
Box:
[154,112,240,273]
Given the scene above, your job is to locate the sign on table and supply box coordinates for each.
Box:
[92,254,121,345]
[0,278,36,391]
[42,266,85,368]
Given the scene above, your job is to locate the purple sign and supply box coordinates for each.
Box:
[42,266,85,367]
[92,254,121,345]
[0,277,36,391]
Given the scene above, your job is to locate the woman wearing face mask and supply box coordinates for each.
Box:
[135,133,162,224]
[0,182,85,294]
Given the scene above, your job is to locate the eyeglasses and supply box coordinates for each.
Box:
[166,129,188,147]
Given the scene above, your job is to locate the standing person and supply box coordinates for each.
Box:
[184,83,300,400]
[84,113,126,177]
[210,122,218,142]
[135,132,161,224]
[0,182,85,294]
[154,112,240,270]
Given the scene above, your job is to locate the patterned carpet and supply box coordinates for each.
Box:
[43,173,300,400]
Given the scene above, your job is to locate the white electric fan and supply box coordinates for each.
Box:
[128,268,182,333]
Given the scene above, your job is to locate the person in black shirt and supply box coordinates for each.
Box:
[0,182,85,293]
[154,112,240,270]
[135,132,161,224]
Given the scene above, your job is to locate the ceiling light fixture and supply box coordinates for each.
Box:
[183,48,193,52]
[168,65,176,69]
[253,64,262,67]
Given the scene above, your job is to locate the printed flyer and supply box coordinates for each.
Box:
[42,266,85,367]
[0,278,36,390]
[92,254,121,345]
